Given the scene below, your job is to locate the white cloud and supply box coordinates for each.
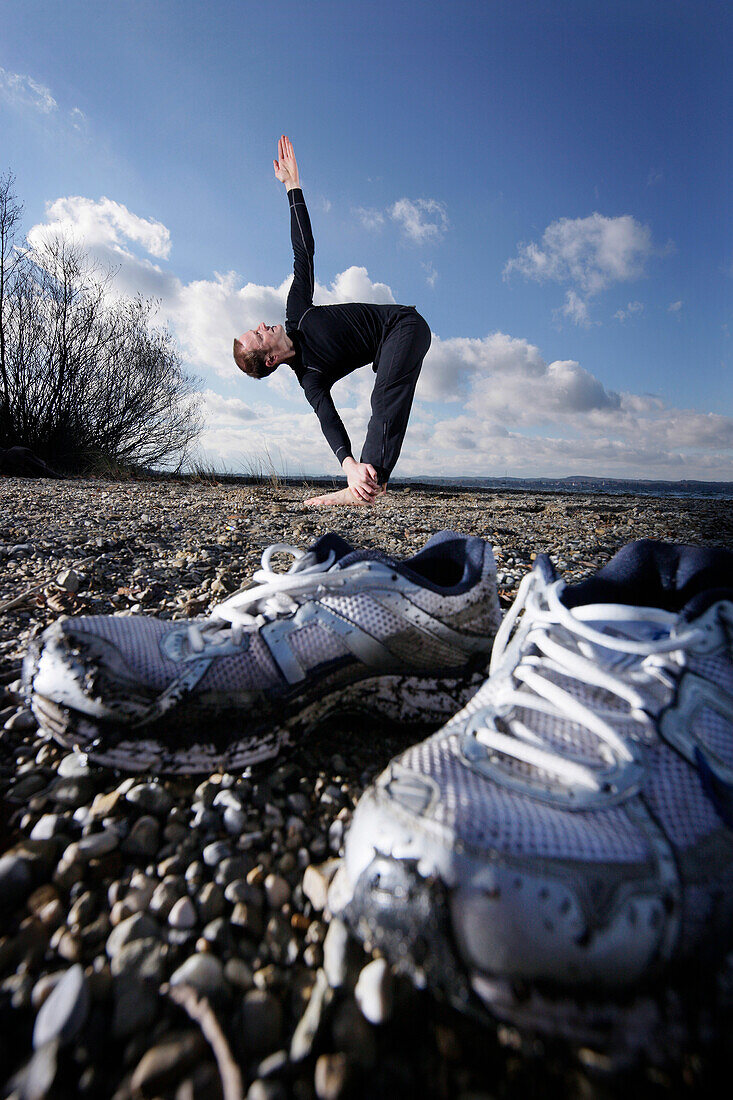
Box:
[201,390,260,422]
[28,196,171,261]
[505,213,665,326]
[614,300,644,323]
[422,262,438,288]
[668,300,683,312]
[561,290,592,327]
[0,68,57,113]
[505,213,655,295]
[69,107,88,132]
[389,198,448,244]
[25,193,733,481]
[316,267,394,306]
[0,67,87,134]
[355,207,385,231]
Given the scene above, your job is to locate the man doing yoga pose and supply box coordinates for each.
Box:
[234,136,431,507]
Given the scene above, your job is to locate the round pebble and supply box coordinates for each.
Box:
[32,964,89,1048]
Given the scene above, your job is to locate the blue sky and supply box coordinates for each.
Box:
[2,0,731,480]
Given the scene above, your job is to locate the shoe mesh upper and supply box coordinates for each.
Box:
[196,633,282,691]
[321,593,405,637]
[697,704,733,767]
[382,583,733,870]
[287,620,352,666]
[399,731,651,862]
[52,534,498,705]
[688,651,733,697]
[64,616,180,690]
[346,544,733,987]
[642,743,720,849]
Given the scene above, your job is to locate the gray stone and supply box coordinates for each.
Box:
[126,782,174,816]
[30,814,65,841]
[202,840,232,866]
[287,792,311,815]
[106,913,161,958]
[9,770,46,797]
[223,806,248,834]
[247,1080,287,1100]
[4,706,37,731]
[196,882,224,923]
[110,938,166,981]
[264,873,290,909]
[302,860,340,912]
[63,829,118,862]
[314,1052,352,1100]
[130,1030,206,1097]
[113,975,159,1038]
[56,568,81,593]
[67,890,96,927]
[331,1000,377,1068]
[57,751,90,778]
[322,919,350,989]
[224,879,262,905]
[240,989,284,1055]
[290,969,333,1062]
[215,855,252,884]
[354,958,393,1025]
[169,952,225,996]
[32,963,89,1048]
[122,815,160,856]
[0,853,32,912]
[8,1040,59,1099]
[168,896,197,929]
[50,776,96,807]
[224,957,253,990]
[150,879,183,920]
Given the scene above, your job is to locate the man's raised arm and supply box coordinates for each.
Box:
[275,136,314,327]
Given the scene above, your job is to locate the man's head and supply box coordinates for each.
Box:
[233,322,293,379]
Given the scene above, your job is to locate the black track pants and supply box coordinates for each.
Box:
[360,312,431,484]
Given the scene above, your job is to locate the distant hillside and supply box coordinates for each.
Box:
[394,474,733,499]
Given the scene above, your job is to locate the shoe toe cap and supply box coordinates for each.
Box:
[28,618,161,722]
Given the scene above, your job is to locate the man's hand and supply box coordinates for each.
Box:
[274,135,300,191]
[342,457,381,503]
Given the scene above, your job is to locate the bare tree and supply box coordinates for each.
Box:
[0,173,202,472]
[0,170,24,426]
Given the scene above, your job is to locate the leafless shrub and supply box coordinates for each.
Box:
[0,171,202,473]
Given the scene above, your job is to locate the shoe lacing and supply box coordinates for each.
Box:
[473,570,707,793]
[186,543,342,652]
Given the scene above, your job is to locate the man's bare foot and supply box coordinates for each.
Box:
[304,486,386,508]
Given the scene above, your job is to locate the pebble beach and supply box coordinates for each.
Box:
[1,475,732,1100]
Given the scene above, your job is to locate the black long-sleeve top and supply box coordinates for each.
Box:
[284,187,414,464]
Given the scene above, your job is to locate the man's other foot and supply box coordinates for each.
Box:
[304,486,385,507]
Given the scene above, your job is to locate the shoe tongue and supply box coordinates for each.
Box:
[566,604,674,671]
[302,533,356,569]
[335,547,395,570]
[562,540,733,615]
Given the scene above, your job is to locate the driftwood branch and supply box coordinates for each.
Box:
[162,983,244,1100]
[0,556,95,613]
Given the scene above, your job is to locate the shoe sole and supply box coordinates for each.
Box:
[27,664,488,775]
[336,853,690,1062]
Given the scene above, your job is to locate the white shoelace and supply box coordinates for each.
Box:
[186,543,342,652]
[474,570,706,793]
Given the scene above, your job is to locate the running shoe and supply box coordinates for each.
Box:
[24,531,501,774]
[334,540,733,1050]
